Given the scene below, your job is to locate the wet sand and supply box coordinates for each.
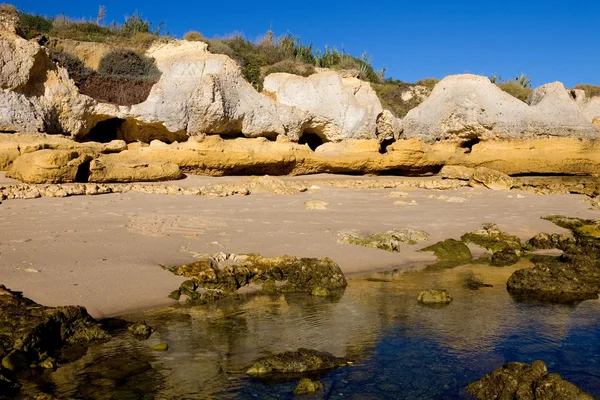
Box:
[0,173,598,318]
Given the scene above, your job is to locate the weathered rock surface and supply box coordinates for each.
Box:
[403,74,598,143]
[338,228,430,252]
[469,166,514,191]
[439,165,474,180]
[0,284,108,392]
[88,156,183,183]
[508,216,600,302]
[461,223,523,255]
[420,239,472,262]
[467,360,593,400]
[165,253,347,304]
[6,149,95,183]
[263,71,389,142]
[94,40,293,141]
[246,348,349,375]
[417,289,452,304]
[0,31,97,136]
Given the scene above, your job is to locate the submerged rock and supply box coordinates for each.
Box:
[246,348,349,375]
[294,377,324,395]
[338,228,430,252]
[420,239,472,262]
[467,360,593,400]
[417,289,452,305]
[507,216,600,302]
[165,253,347,304]
[491,248,521,267]
[0,284,108,392]
[128,321,153,340]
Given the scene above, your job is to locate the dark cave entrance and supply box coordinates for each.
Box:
[460,137,480,153]
[379,137,396,154]
[85,118,125,143]
[299,132,326,151]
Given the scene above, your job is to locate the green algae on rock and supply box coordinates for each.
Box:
[467,360,594,400]
[165,253,347,304]
[294,377,324,395]
[338,228,430,253]
[417,289,453,305]
[507,216,600,303]
[0,284,108,392]
[461,223,523,265]
[420,239,472,262]
[246,348,349,375]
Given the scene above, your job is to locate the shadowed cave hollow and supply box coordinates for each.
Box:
[84,118,125,143]
[298,132,327,151]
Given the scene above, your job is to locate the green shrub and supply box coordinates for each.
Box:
[17,10,53,39]
[497,81,532,102]
[184,31,207,42]
[49,49,92,84]
[574,84,600,99]
[373,81,427,118]
[97,49,161,81]
[265,60,315,77]
[49,16,116,42]
[415,78,439,90]
[80,74,155,106]
[122,12,161,37]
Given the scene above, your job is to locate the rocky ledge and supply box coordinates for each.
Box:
[507,216,600,302]
[164,253,348,304]
[0,285,108,393]
[467,360,593,400]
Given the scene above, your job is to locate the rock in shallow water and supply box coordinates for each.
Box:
[338,228,430,252]
[294,377,324,395]
[165,253,347,304]
[246,348,349,375]
[417,289,452,305]
[467,360,593,400]
[420,239,472,262]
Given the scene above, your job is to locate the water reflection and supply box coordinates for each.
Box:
[17,260,600,399]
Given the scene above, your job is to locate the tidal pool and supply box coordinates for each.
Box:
[17,260,600,399]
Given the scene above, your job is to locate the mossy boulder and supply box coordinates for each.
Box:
[128,321,153,340]
[491,248,521,267]
[165,253,347,304]
[294,377,324,395]
[467,360,593,399]
[246,348,349,375]
[461,223,522,255]
[420,239,472,262]
[0,284,108,390]
[338,228,430,253]
[508,216,600,303]
[417,289,452,305]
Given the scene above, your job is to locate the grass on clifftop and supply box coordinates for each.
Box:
[574,84,600,99]
[373,78,439,118]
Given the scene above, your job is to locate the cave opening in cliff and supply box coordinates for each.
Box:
[460,137,480,153]
[74,161,91,183]
[379,137,396,154]
[85,118,125,143]
[298,132,326,151]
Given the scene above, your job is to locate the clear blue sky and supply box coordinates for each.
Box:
[16,0,600,87]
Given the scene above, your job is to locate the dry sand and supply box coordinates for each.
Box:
[0,173,598,318]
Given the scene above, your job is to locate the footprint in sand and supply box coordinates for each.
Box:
[127,214,225,238]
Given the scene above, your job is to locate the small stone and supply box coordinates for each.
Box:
[168,290,181,300]
[394,200,418,206]
[128,322,153,340]
[417,289,452,305]
[305,200,331,210]
[294,378,324,396]
[152,343,168,351]
[491,248,520,267]
[385,191,410,198]
[39,357,55,369]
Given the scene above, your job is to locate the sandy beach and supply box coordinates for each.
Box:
[0,173,598,318]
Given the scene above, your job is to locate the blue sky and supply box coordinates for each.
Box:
[16,0,600,87]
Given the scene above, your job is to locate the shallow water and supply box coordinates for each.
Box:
[18,261,600,399]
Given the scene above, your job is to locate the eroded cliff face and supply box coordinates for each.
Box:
[1,16,600,184]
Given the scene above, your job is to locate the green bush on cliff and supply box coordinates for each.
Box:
[184,30,207,42]
[497,81,533,103]
[16,9,53,39]
[97,49,161,81]
[574,84,600,99]
[49,49,92,84]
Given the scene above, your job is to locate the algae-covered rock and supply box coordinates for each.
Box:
[491,248,521,267]
[461,223,522,254]
[508,216,600,303]
[417,289,452,305]
[467,360,593,400]
[165,253,347,304]
[420,239,472,262]
[338,228,430,252]
[128,322,153,340]
[294,377,324,395]
[152,343,168,352]
[0,284,108,378]
[246,348,349,375]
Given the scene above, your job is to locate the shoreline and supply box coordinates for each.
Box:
[0,173,598,318]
